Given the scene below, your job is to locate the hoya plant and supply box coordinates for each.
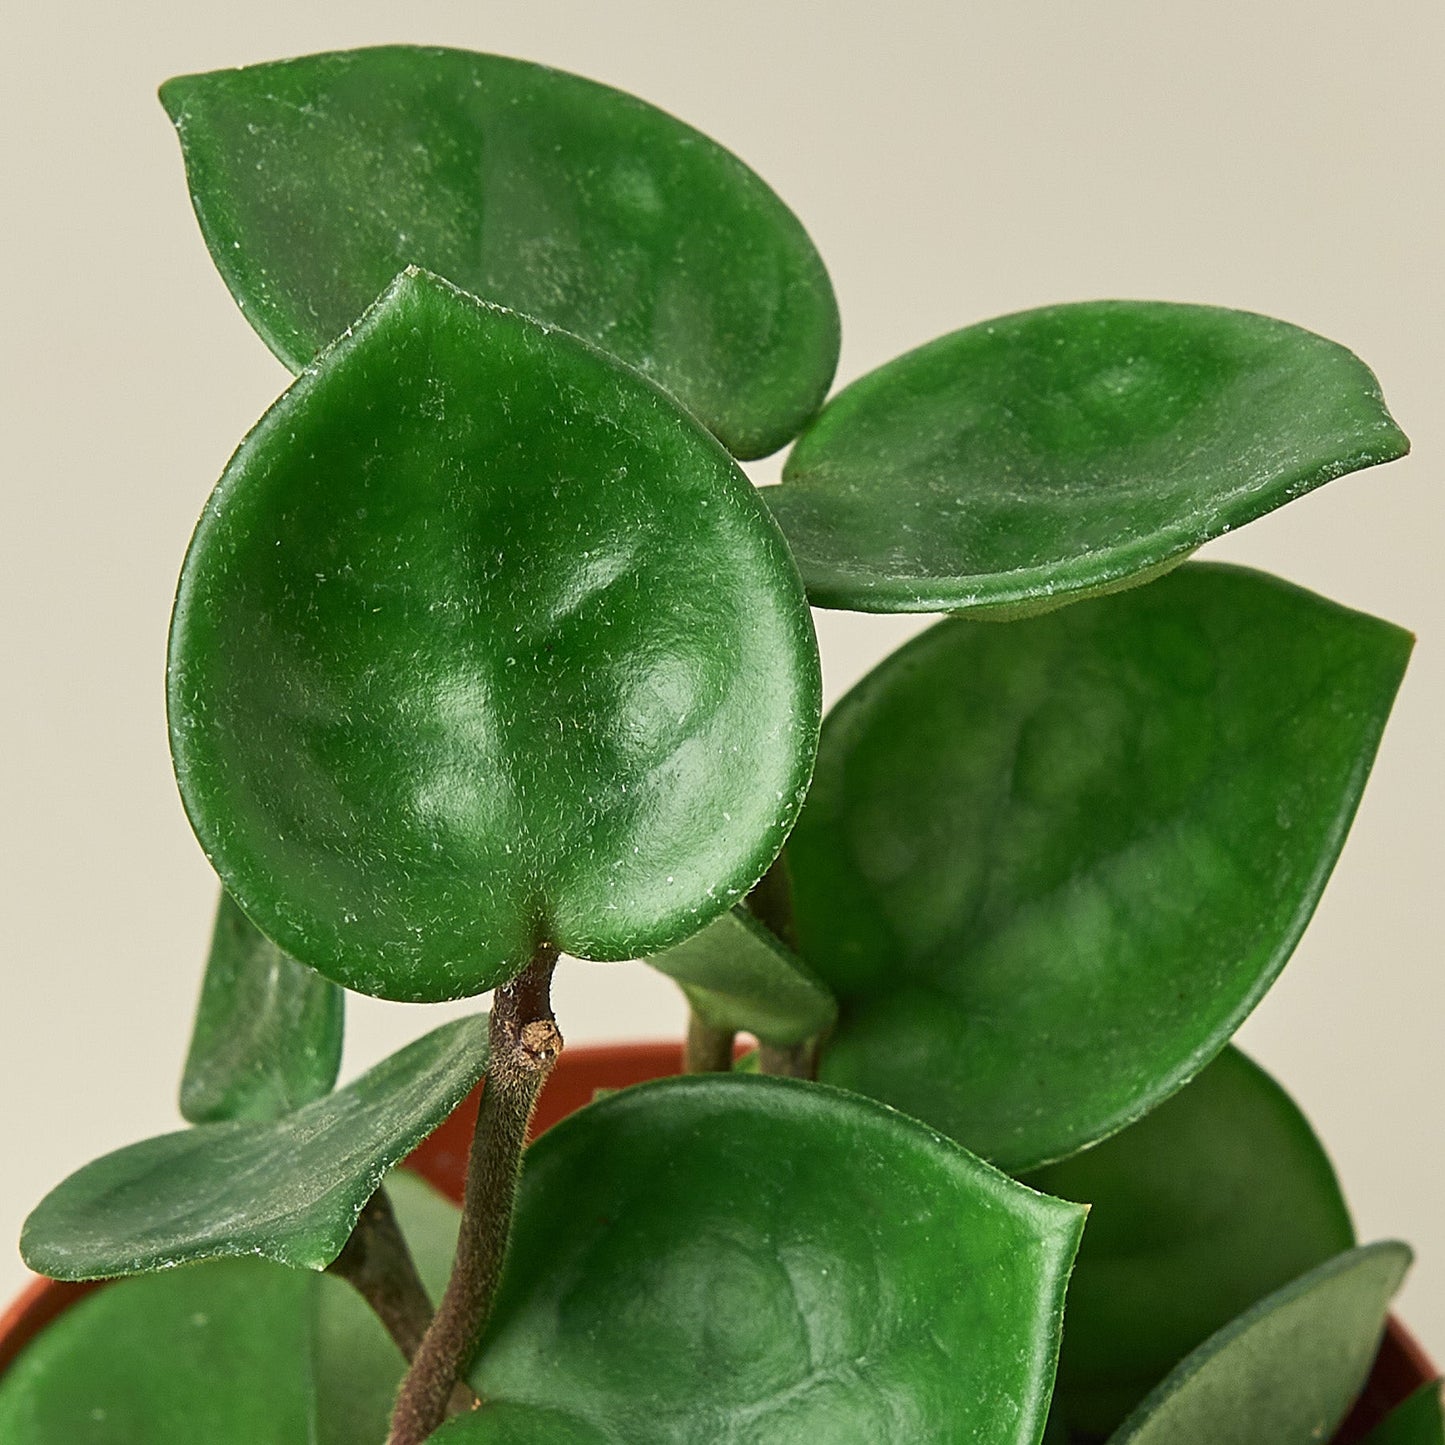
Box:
[2,43,1438,1445]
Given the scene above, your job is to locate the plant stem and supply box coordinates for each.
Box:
[747,853,819,1081]
[388,945,562,1445]
[328,1186,438,1360]
[758,1041,811,1078]
[746,851,799,951]
[684,1010,736,1072]
[328,1187,481,1416]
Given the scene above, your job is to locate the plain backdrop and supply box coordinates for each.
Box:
[3,0,1441,1355]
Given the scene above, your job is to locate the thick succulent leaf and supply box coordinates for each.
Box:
[160,46,839,459]
[22,1015,487,1279]
[790,564,1411,1171]
[167,269,820,1003]
[463,1075,1085,1445]
[0,1259,316,1442]
[1362,1382,1445,1445]
[180,889,343,1123]
[644,904,837,1045]
[1026,1046,1355,1437]
[1109,1243,1412,1445]
[767,300,1408,613]
[314,1170,460,1445]
[433,1405,610,1444]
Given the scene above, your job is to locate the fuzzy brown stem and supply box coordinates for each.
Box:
[328,1186,436,1360]
[387,946,562,1445]
[684,1010,736,1072]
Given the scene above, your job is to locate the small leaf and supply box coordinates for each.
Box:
[160,46,839,459]
[0,1259,316,1442]
[767,300,1408,614]
[644,905,837,1045]
[789,564,1411,1171]
[463,1075,1085,1444]
[1361,1382,1445,1445]
[22,1016,487,1279]
[1109,1243,1412,1445]
[1026,1046,1355,1437]
[180,889,344,1123]
[167,269,820,1003]
[314,1170,460,1445]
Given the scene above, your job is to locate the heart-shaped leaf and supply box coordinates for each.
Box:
[167,269,820,1003]
[22,1015,487,1279]
[1361,1382,1445,1445]
[1108,1243,1412,1445]
[314,1170,460,1445]
[644,904,837,1045]
[767,301,1407,614]
[1026,1046,1355,1437]
[160,46,839,459]
[0,1259,316,1442]
[788,563,1410,1171]
[455,1075,1085,1444]
[180,889,344,1123]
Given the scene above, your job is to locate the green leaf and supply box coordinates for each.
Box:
[314,1170,460,1445]
[180,889,344,1123]
[1109,1243,1412,1445]
[1361,1382,1445,1445]
[460,1075,1085,1445]
[644,904,837,1045]
[767,300,1408,614]
[789,563,1410,1172]
[159,46,839,459]
[22,1015,487,1279]
[1026,1046,1355,1438]
[0,1259,316,1442]
[167,268,820,1003]
[433,1405,610,1444]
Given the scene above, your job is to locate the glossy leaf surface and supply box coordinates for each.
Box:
[23,1016,487,1279]
[314,1170,459,1445]
[790,564,1410,1171]
[1362,1382,1445,1445]
[160,46,839,459]
[1109,1243,1411,1445]
[0,1260,315,1442]
[1027,1046,1355,1437]
[463,1075,1085,1444]
[768,301,1408,613]
[181,889,343,1123]
[644,904,837,1045]
[167,270,820,1002]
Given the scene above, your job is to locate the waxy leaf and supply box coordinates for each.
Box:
[434,1405,609,1444]
[644,904,837,1045]
[1027,1047,1355,1437]
[461,1075,1085,1444]
[314,1170,460,1445]
[160,46,839,459]
[1362,1382,1445,1445]
[1109,1243,1412,1445]
[180,889,343,1123]
[789,564,1411,1171]
[767,301,1408,613]
[167,269,820,1003]
[22,1015,487,1279]
[0,1259,315,1442]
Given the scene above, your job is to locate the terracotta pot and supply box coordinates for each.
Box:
[1,1041,1433,1439]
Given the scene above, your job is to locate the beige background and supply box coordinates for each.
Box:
[3,0,1441,1356]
